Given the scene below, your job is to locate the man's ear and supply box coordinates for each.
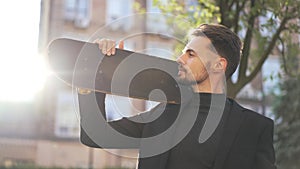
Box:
[213,57,227,73]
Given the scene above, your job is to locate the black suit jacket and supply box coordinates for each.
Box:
[78,92,276,169]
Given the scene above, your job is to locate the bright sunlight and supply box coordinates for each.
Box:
[0,1,48,102]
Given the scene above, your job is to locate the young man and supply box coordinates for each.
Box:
[79,24,276,169]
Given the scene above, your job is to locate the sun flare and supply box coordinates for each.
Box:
[0,0,49,102]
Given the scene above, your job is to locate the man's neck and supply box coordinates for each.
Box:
[192,77,225,94]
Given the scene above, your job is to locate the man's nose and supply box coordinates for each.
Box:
[176,54,186,65]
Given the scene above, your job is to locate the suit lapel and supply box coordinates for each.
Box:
[213,99,247,169]
[139,93,195,169]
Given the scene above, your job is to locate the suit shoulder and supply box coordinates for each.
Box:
[231,99,274,124]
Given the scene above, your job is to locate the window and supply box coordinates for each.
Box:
[64,0,91,28]
[54,90,80,138]
[64,0,77,21]
[106,0,133,31]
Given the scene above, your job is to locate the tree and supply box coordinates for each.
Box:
[151,0,300,98]
[273,75,300,169]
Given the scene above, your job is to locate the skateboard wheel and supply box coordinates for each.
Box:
[77,88,92,95]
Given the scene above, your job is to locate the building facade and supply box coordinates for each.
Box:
[1,0,175,168]
[2,0,293,168]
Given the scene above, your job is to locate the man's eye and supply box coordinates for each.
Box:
[188,52,194,57]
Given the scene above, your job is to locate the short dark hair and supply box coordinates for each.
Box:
[191,24,242,79]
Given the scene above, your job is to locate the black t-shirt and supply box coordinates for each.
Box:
[166,93,230,169]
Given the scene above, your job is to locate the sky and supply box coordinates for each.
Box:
[0,0,48,102]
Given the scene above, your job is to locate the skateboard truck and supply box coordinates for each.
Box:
[77,88,92,95]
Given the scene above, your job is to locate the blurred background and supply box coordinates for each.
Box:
[0,0,299,169]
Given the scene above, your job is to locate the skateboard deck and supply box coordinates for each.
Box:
[48,38,191,104]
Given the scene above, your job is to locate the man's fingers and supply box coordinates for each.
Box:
[107,40,115,56]
[119,40,124,49]
[94,39,103,52]
[94,38,123,56]
[101,39,107,55]
[94,38,107,54]
[112,42,116,55]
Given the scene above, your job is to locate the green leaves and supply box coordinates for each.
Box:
[138,0,300,98]
[273,76,300,169]
[153,0,220,28]
[133,2,146,13]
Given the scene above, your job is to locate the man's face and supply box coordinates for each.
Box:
[176,36,219,85]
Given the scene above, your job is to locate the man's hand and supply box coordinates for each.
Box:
[78,39,124,95]
[93,39,124,56]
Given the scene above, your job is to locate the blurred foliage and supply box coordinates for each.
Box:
[136,0,300,98]
[273,75,300,169]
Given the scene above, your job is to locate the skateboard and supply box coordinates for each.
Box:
[48,38,192,104]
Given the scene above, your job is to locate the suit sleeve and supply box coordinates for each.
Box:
[79,92,157,148]
[254,119,277,169]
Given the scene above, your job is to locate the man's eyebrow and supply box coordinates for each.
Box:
[182,47,196,53]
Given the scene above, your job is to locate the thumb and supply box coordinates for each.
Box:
[118,40,124,49]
